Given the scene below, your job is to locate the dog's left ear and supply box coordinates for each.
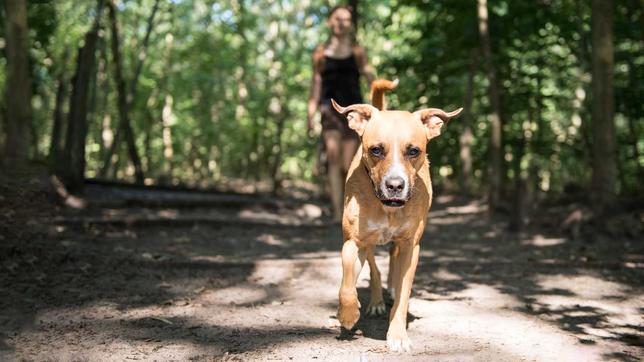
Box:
[332,99,379,136]
[414,107,463,140]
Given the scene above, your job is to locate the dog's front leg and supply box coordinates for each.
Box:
[386,241,420,352]
[337,239,366,329]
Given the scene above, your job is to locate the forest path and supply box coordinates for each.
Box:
[1,183,642,361]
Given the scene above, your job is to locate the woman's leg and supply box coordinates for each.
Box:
[323,130,344,221]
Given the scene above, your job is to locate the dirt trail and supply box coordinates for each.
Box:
[1,183,642,361]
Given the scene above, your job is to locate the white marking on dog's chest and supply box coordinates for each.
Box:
[367,218,402,245]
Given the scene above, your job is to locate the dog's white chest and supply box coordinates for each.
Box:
[367,218,399,245]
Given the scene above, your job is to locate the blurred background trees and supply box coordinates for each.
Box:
[0,0,641,213]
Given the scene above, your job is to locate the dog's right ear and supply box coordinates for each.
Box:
[331,99,379,136]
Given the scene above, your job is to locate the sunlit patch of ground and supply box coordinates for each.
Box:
[1,187,642,361]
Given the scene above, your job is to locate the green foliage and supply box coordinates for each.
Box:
[0,0,641,195]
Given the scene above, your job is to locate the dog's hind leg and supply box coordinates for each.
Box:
[386,243,400,295]
[366,246,386,316]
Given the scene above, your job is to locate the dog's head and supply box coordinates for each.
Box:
[332,99,462,207]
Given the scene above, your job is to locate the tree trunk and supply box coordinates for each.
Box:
[159,28,176,181]
[590,0,617,212]
[161,94,175,178]
[49,71,67,168]
[3,0,32,165]
[270,106,289,194]
[96,35,111,163]
[625,57,643,184]
[509,136,527,232]
[106,0,145,184]
[129,0,160,105]
[477,0,504,212]
[61,1,104,191]
[459,57,475,195]
[101,0,159,180]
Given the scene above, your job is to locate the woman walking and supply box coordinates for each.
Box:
[307,5,375,221]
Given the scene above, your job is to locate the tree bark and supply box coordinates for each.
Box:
[49,71,67,168]
[105,0,145,184]
[477,0,504,212]
[590,0,617,212]
[96,35,111,163]
[61,0,104,190]
[459,57,475,195]
[3,0,32,165]
[625,57,643,184]
[161,93,175,178]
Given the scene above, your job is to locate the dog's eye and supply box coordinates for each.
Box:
[407,147,420,158]
[369,146,384,157]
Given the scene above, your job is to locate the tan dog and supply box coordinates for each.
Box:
[332,80,462,352]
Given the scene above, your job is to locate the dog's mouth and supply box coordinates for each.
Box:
[380,199,406,207]
[364,165,409,208]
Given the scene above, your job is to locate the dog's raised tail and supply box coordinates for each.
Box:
[370,78,398,111]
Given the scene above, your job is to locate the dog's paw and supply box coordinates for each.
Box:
[337,298,361,329]
[366,301,386,316]
[386,327,411,352]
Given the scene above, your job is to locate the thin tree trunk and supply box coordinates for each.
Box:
[590,0,617,212]
[459,57,475,195]
[3,0,32,165]
[509,136,527,232]
[270,107,289,194]
[625,57,643,183]
[143,108,153,173]
[100,0,158,180]
[61,0,104,190]
[106,0,145,184]
[532,58,544,195]
[477,0,504,212]
[97,36,111,163]
[161,94,175,178]
[49,71,67,167]
[128,0,160,106]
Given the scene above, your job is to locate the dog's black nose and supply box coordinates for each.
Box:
[385,177,405,194]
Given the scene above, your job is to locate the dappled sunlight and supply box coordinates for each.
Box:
[522,234,567,247]
[535,274,628,300]
[409,298,603,361]
[256,233,286,246]
[448,283,522,310]
[431,267,462,282]
[2,0,642,358]
[2,180,641,359]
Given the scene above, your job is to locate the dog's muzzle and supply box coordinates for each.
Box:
[365,165,409,207]
[379,175,409,207]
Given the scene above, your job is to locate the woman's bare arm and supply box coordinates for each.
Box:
[308,48,323,132]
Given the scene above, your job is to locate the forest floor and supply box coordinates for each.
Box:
[1,168,643,361]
